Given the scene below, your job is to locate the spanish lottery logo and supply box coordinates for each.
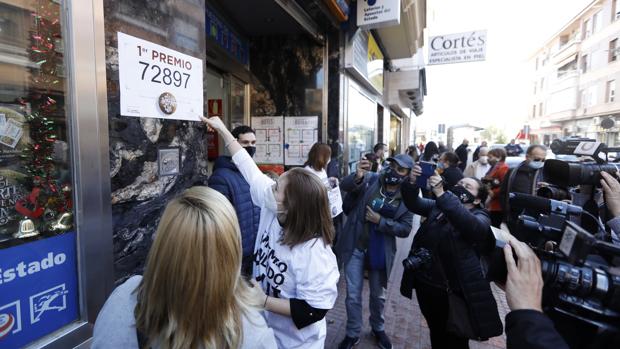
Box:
[367,0,377,5]
[0,313,15,340]
[158,92,177,115]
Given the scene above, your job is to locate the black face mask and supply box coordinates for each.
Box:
[449,185,477,204]
[244,146,256,158]
[381,167,406,186]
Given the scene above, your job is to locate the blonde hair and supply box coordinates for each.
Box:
[134,187,259,349]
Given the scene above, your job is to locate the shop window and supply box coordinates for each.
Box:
[347,84,376,173]
[0,1,78,348]
[230,77,247,129]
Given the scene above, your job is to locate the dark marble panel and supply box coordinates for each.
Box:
[103,0,208,283]
[250,35,324,118]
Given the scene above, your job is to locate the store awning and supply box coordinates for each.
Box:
[386,67,426,116]
[374,0,426,59]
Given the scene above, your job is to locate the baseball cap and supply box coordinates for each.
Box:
[386,154,414,169]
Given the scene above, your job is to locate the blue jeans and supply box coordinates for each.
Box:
[345,248,386,337]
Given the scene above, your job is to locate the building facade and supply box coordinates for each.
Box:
[529,0,620,146]
[0,1,426,348]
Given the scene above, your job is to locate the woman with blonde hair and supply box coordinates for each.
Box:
[92,187,277,349]
[202,116,339,349]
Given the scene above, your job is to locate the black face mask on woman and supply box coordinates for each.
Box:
[449,185,477,204]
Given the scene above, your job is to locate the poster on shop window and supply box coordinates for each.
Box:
[251,116,284,164]
[284,116,318,166]
[117,32,203,121]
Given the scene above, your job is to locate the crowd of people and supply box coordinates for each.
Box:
[90,121,620,349]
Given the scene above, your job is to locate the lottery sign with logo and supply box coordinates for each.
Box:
[0,233,79,348]
[117,32,204,121]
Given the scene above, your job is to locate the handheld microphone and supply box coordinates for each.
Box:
[509,193,582,216]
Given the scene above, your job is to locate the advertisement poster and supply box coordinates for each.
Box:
[117,32,204,121]
[0,232,79,348]
[345,30,384,94]
[251,117,284,165]
[284,116,318,166]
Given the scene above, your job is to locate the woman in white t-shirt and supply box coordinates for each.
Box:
[304,143,342,217]
[203,116,340,349]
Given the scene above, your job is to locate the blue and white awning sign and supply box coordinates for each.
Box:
[0,232,79,348]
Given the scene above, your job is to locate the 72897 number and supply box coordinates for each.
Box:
[138,61,190,88]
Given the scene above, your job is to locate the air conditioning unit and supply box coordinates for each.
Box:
[592,116,601,125]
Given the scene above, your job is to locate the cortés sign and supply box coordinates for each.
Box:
[118,32,203,121]
[357,0,400,29]
[428,30,487,66]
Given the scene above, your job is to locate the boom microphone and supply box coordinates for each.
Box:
[509,193,582,216]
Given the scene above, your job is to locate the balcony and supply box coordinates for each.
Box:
[552,39,580,66]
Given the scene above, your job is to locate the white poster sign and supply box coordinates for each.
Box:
[251,116,284,164]
[118,32,203,121]
[357,0,401,29]
[428,30,487,66]
[284,116,318,166]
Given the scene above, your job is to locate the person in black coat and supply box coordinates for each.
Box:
[438,151,464,193]
[455,139,469,172]
[400,169,502,349]
[501,236,569,349]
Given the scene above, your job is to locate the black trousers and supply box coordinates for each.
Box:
[416,284,469,349]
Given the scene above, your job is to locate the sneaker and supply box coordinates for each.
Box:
[373,330,392,349]
[338,336,360,349]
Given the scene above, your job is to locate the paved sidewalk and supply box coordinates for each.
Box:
[325,216,509,349]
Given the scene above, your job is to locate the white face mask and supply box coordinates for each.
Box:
[479,156,489,165]
[264,184,287,224]
[264,184,279,213]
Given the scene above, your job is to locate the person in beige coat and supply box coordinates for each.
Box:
[464,147,491,180]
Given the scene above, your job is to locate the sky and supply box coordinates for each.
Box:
[418,0,593,138]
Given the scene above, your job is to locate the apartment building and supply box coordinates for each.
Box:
[529,0,620,146]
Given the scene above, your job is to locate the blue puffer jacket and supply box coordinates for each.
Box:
[208,156,261,257]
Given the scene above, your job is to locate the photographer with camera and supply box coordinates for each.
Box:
[502,237,569,349]
[400,167,502,349]
[337,154,414,349]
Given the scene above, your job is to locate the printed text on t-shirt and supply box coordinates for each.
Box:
[254,233,288,298]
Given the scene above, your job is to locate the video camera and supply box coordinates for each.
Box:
[503,137,620,340]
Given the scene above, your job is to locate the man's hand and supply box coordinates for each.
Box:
[409,164,423,184]
[429,172,444,197]
[601,171,620,218]
[356,159,371,180]
[503,239,543,312]
[365,206,381,224]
